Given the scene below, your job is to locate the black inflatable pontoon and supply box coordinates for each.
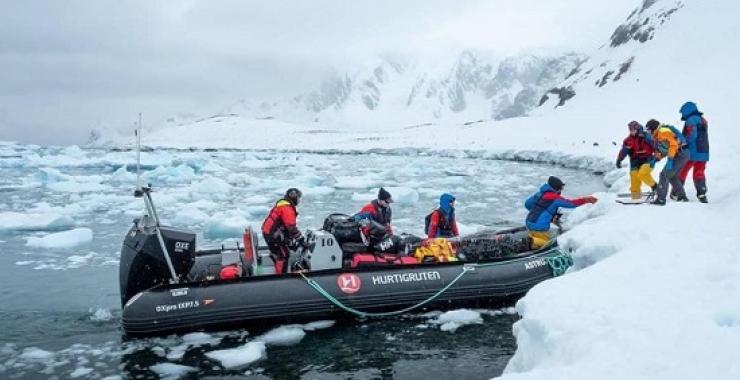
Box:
[119,187,572,336]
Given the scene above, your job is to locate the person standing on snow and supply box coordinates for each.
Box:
[524,176,597,249]
[425,193,460,239]
[616,121,657,200]
[261,188,305,274]
[645,119,690,205]
[354,187,394,243]
[675,101,710,203]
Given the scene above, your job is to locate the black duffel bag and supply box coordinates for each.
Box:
[322,213,363,244]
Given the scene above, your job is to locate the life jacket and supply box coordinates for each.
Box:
[424,209,455,237]
[413,238,458,263]
[525,191,553,228]
[261,198,298,238]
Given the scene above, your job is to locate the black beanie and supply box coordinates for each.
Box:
[547,176,565,192]
[378,187,392,202]
[645,119,660,131]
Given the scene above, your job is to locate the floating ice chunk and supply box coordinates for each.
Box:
[431,309,483,332]
[69,366,93,378]
[108,167,137,184]
[146,164,197,184]
[359,187,419,204]
[34,167,69,184]
[190,177,232,198]
[255,325,306,346]
[47,180,108,193]
[240,205,270,218]
[174,208,210,225]
[25,228,93,248]
[351,192,376,202]
[205,341,266,369]
[19,347,55,362]
[297,173,326,187]
[149,362,197,379]
[88,308,114,322]
[0,211,75,232]
[334,175,380,189]
[203,214,248,239]
[301,186,335,196]
[302,320,335,331]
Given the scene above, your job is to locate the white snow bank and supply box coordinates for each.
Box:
[430,309,483,332]
[25,228,93,248]
[205,341,266,369]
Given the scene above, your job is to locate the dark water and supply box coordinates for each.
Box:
[0,144,604,379]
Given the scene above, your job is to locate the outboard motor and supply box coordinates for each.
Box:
[119,216,196,307]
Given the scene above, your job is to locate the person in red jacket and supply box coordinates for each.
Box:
[354,187,393,242]
[616,121,657,199]
[261,188,304,274]
[426,193,459,239]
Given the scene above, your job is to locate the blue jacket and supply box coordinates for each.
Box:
[680,102,709,162]
[524,184,588,231]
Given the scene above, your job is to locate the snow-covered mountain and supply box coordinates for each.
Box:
[158,51,584,132]
[538,0,686,110]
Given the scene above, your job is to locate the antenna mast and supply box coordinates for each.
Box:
[136,113,142,191]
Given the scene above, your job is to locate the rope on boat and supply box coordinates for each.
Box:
[298,249,573,319]
[298,264,474,318]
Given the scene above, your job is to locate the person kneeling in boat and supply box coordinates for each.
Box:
[425,193,459,239]
[524,176,597,249]
[354,187,395,251]
[261,188,306,274]
[616,121,657,200]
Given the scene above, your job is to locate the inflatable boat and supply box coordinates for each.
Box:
[120,187,572,336]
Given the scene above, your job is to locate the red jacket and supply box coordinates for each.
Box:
[427,209,459,238]
[261,199,301,240]
[617,134,654,166]
[356,200,393,236]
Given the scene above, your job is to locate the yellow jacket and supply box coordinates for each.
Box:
[653,126,680,159]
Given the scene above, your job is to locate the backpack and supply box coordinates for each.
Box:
[664,124,687,146]
[424,211,434,235]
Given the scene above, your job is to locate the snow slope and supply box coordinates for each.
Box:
[114,0,740,378]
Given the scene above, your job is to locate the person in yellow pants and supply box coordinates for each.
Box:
[524,176,598,249]
[616,121,657,199]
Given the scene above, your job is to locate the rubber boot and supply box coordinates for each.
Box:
[650,198,666,206]
[696,180,708,203]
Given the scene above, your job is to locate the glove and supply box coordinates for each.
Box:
[664,158,674,171]
[615,160,622,169]
[583,196,598,204]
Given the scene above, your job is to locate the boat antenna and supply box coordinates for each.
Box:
[136,112,142,192]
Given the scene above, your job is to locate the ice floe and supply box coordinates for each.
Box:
[25,227,93,248]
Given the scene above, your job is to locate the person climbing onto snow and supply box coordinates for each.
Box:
[524,176,597,249]
[354,187,394,243]
[261,188,305,274]
[616,121,657,200]
[645,119,689,205]
[675,101,710,203]
[425,193,460,239]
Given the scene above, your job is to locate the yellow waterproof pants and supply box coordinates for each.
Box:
[529,231,551,250]
[630,163,656,199]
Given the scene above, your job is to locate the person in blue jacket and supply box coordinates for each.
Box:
[675,101,710,203]
[425,193,460,239]
[524,176,597,249]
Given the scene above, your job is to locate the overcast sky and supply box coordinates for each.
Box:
[0,0,636,145]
